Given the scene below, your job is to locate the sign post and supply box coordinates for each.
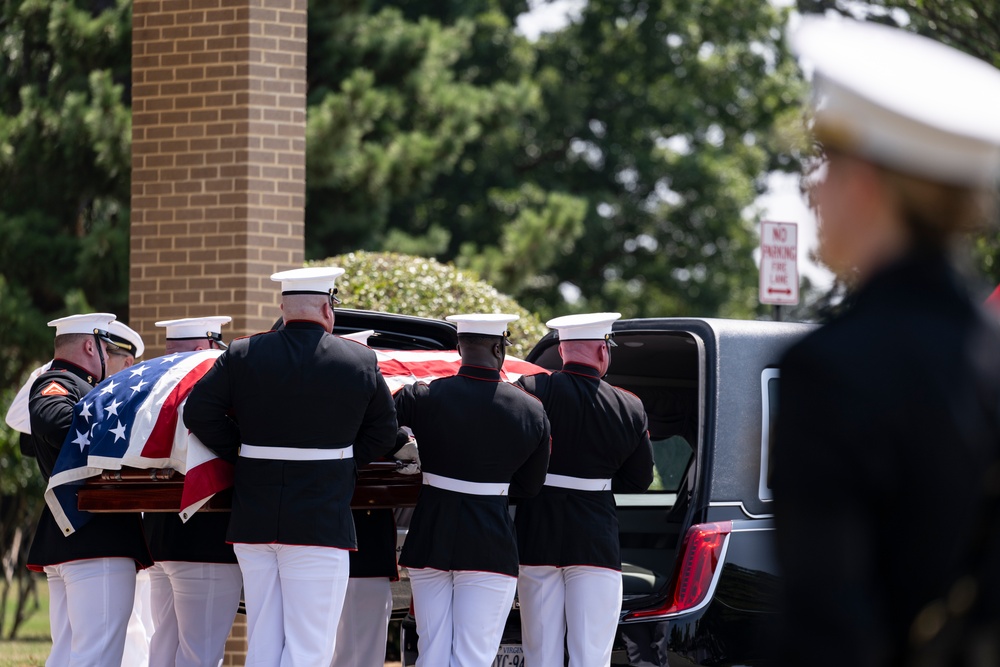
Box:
[759,221,799,319]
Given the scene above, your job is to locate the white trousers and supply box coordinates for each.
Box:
[44,557,136,667]
[330,577,393,667]
[148,561,244,667]
[408,568,517,667]
[235,543,350,667]
[518,565,623,667]
[122,568,154,667]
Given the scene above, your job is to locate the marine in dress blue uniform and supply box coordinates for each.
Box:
[395,314,551,667]
[772,18,1000,667]
[26,313,153,667]
[5,321,142,443]
[144,316,243,667]
[514,312,654,667]
[183,268,398,667]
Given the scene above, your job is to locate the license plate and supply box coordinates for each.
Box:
[492,644,525,667]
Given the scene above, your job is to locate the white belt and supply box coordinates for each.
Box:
[544,473,612,491]
[423,472,509,496]
[239,444,354,461]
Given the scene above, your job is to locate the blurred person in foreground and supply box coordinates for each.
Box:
[772,17,1000,667]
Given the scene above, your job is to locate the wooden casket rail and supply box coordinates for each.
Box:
[77,461,421,512]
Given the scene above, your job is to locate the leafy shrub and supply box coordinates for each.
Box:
[309,251,548,358]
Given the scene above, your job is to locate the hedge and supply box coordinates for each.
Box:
[309,251,548,359]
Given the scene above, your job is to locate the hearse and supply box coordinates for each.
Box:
[336,311,812,666]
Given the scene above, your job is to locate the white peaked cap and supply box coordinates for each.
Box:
[340,329,375,345]
[792,17,1000,187]
[271,267,346,294]
[546,312,621,340]
[155,316,232,341]
[107,321,145,358]
[446,313,519,336]
[48,313,117,337]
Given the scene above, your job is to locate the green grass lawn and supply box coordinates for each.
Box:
[0,638,49,667]
[0,576,51,667]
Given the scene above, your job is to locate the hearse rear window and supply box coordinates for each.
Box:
[605,331,699,499]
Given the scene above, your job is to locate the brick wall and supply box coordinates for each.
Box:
[130,1,308,663]
[130,0,307,359]
[222,615,249,666]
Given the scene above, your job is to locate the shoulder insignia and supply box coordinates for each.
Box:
[40,381,70,397]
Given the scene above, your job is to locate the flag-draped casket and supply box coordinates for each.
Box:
[47,347,547,536]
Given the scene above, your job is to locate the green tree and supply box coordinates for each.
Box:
[0,385,45,640]
[305,2,557,260]
[514,0,805,318]
[0,0,132,390]
[305,0,805,320]
[0,0,132,639]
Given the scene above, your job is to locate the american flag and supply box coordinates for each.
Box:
[45,350,230,535]
[45,344,548,536]
[373,349,545,394]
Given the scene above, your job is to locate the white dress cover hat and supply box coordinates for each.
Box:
[107,320,145,358]
[792,16,1000,186]
[155,316,232,341]
[446,314,519,337]
[271,267,346,294]
[546,312,621,341]
[47,312,117,337]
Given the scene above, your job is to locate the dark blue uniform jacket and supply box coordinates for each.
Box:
[395,365,551,576]
[183,320,398,549]
[27,360,152,570]
[514,363,653,570]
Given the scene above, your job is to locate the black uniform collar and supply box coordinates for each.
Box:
[457,364,502,382]
[561,362,602,381]
[283,320,328,332]
[850,248,965,313]
[50,359,99,386]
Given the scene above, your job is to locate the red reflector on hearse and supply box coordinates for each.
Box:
[624,521,732,621]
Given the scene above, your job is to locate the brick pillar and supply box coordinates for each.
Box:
[130,0,307,359]
[130,1,308,663]
[223,615,249,666]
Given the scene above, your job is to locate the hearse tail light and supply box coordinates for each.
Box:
[624,521,732,620]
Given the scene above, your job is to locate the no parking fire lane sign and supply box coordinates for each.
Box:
[759,221,799,306]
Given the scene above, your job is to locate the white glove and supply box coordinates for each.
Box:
[396,438,421,475]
